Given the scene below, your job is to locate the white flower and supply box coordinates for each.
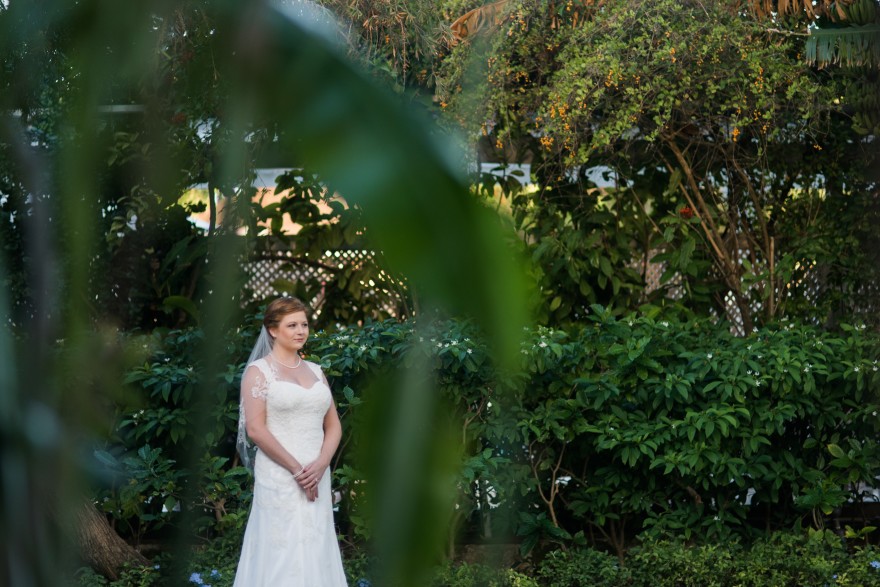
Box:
[854,366,860,372]
[539,341,548,348]
[359,345,367,352]
[437,343,443,349]
[660,321,669,327]
[467,349,473,354]
[707,353,713,360]
[747,370,753,375]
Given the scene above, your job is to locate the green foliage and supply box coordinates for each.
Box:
[437,0,879,330]
[430,561,538,587]
[318,0,444,94]
[504,311,880,555]
[102,312,880,563]
[537,548,630,587]
[93,445,184,543]
[251,168,412,328]
[502,184,651,325]
[625,533,880,587]
[72,564,163,587]
[533,535,880,587]
[93,326,254,540]
[3,0,532,585]
[70,536,880,587]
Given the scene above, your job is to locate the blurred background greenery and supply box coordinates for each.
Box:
[1,0,878,586]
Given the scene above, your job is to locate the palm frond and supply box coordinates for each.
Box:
[805,23,880,67]
[450,0,511,43]
[741,0,856,19]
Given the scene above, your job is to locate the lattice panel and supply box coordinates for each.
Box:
[640,250,684,300]
[243,249,405,319]
[641,247,839,336]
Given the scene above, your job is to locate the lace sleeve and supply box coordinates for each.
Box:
[237,363,271,471]
[242,363,270,401]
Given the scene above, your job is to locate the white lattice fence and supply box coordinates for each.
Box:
[642,248,830,335]
[244,249,405,318]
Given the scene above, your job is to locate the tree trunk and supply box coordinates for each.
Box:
[73,502,149,580]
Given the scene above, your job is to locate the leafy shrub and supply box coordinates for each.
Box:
[624,533,880,587]
[539,535,880,587]
[498,310,880,556]
[96,310,880,561]
[430,561,538,587]
[628,540,745,587]
[537,548,630,587]
[70,533,880,587]
[730,531,844,586]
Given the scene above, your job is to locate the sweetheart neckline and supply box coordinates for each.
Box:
[275,379,328,392]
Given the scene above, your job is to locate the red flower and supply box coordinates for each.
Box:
[679,206,694,219]
[170,112,187,126]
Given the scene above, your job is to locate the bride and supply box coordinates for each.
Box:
[234,297,348,586]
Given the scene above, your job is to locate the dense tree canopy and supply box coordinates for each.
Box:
[435,0,879,330]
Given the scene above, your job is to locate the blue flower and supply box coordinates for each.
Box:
[355,579,372,587]
[189,572,203,584]
[210,569,221,578]
[871,560,880,569]
[153,564,161,570]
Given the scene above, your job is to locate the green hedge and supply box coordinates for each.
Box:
[94,309,880,557]
[73,533,880,586]
[537,532,880,587]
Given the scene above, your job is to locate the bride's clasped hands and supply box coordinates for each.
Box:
[294,458,329,501]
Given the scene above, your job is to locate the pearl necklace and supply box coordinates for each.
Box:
[272,353,302,369]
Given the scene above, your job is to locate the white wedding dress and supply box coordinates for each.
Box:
[233,358,348,586]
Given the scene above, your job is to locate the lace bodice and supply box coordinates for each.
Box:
[246,358,332,485]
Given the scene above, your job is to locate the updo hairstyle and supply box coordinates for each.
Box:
[263,297,309,333]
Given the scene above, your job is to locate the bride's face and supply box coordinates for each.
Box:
[270,310,309,353]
